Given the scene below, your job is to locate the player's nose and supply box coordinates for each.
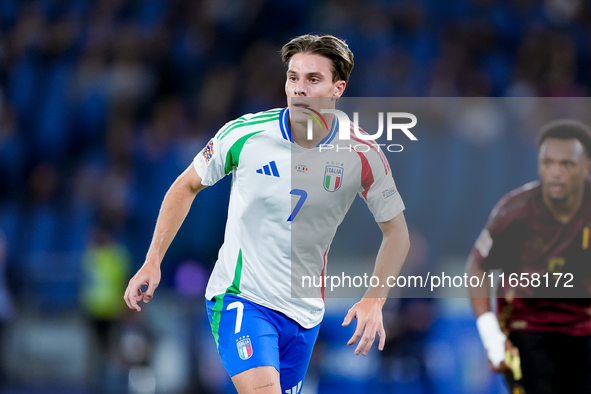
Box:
[548,163,564,178]
[294,82,307,96]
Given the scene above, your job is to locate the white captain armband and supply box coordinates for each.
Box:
[476,311,506,368]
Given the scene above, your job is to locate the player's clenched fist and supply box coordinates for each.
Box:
[123,261,161,312]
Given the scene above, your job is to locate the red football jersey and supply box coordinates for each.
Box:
[472,178,591,335]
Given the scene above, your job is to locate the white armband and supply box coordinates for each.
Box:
[476,311,506,368]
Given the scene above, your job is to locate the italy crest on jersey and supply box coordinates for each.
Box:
[236,336,253,360]
[324,165,344,192]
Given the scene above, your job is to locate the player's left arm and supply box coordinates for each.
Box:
[342,212,410,356]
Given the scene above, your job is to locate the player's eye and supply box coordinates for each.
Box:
[563,161,574,168]
[288,75,297,82]
[310,78,319,83]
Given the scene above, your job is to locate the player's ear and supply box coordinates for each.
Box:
[333,80,346,98]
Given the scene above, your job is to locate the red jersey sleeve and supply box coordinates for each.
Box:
[471,182,539,271]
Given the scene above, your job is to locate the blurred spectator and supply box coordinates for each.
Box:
[119,312,155,394]
[380,298,436,392]
[80,224,131,320]
[0,103,24,202]
[0,230,14,386]
[379,228,436,391]
[80,224,131,392]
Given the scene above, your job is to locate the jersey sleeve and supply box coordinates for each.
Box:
[193,137,228,186]
[193,118,248,186]
[471,194,521,271]
[193,111,278,186]
[358,150,405,223]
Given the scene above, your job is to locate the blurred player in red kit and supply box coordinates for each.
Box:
[466,119,591,394]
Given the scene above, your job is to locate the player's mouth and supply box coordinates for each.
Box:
[547,183,566,194]
[290,102,310,113]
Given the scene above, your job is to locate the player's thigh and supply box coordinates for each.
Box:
[278,323,320,393]
[206,295,280,377]
[555,334,591,394]
[508,330,555,394]
[231,366,281,394]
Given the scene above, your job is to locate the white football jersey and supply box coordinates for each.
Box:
[194,107,405,328]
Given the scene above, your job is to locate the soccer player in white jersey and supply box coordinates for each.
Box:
[124,34,410,394]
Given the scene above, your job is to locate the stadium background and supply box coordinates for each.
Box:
[0,0,590,393]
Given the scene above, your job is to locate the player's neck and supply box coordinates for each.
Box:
[289,114,334,149]
[543,189,584,224]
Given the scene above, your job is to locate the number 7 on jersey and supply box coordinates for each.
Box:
[288,189,307,222]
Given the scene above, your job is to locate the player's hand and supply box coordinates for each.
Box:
[342,298,386,356]
[489,339,519,373]
[124,261,161,312]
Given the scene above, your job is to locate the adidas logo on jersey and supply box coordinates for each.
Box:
[284,381,302,394]
[256,161,280,177]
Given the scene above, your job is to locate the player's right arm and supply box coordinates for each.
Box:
[466,252,517,373]
[467,193,523,374]
[124,164,206,312]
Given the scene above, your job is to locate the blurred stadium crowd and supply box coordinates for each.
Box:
[0,0,590,393]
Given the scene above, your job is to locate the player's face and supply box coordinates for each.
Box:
[538,138,591,203]
[285,52,346,124]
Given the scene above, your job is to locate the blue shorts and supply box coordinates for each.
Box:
[206,293,320,392]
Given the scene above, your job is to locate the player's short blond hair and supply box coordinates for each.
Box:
[281,34,354,83]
